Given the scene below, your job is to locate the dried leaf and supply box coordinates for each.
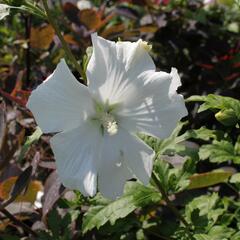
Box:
[63,34,79,46]
[139,25,158,33]
[9,166,33,200]
[30,25,55,50]
[31,151,41,175]
[79,9,102,30]
[0,176,43,204]
[63,2,81,25]
[0,102,6,153]
[42,171,63,218]
[101,24,125,38]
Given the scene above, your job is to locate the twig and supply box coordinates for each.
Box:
[152,171,193,239]
[0,207,37,237]
[41,0,86,82]
[24,15,31,88]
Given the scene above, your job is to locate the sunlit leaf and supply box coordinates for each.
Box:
[188,171,232,190]
[229,173,240,184]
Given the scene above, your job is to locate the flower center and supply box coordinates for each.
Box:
[92,100,120,136]
[99,112,118,136]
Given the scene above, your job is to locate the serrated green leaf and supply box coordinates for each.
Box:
[187,94,240,126]
[186,193,225,232]
[229,173,240,183]
[199,140,240,164]
[188,171,232,190]
[18,126,42,162]
[207,225,235,239]
[180,127,224,142]
[82,182,161,233]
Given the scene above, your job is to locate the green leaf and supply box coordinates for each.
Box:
[229,173,240,183]
[186,193,227,233]
[207,225,235,239]
[153,160,170,192]
[140,121,187,156]
[199,140,240,164]
[180,127,224,142]
[187,94,240,126]
[48,208,61,238]
[188,171,232,190]
[186,95,208,102]
[82,182,161,233]
[18,126,42,162]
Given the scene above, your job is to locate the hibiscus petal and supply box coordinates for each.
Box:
[118,68,188,139]
[50,122,102,197]
[86,33,155,105]
[27,59,94,133]
[98,128,154,199]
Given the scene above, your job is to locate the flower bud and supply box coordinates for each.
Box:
[215,109,238,126]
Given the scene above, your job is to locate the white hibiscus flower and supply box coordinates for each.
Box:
[0,4,10,20]
[27,33,187,199]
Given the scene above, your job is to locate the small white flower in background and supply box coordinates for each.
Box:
[27,33,187,199]
[0,4,10,20]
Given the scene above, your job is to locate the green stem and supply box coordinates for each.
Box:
[152,171,193,239]
[41,0,86,82]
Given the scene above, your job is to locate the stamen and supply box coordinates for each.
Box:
[100,113,118,136]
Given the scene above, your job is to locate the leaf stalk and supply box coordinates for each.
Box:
[41,0,86,82]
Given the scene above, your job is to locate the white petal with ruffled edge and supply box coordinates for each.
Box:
[98,128,154,199]
[117,68,188,139]
[86,33,155,105]
[27,59,94,133]
[50,121,102,196]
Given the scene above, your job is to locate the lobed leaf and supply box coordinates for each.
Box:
[199,140,240,164]
[82,182,161,233]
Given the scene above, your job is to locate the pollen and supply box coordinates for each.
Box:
[100,113,118,136]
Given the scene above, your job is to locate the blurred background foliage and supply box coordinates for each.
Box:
[0,0,240,239]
